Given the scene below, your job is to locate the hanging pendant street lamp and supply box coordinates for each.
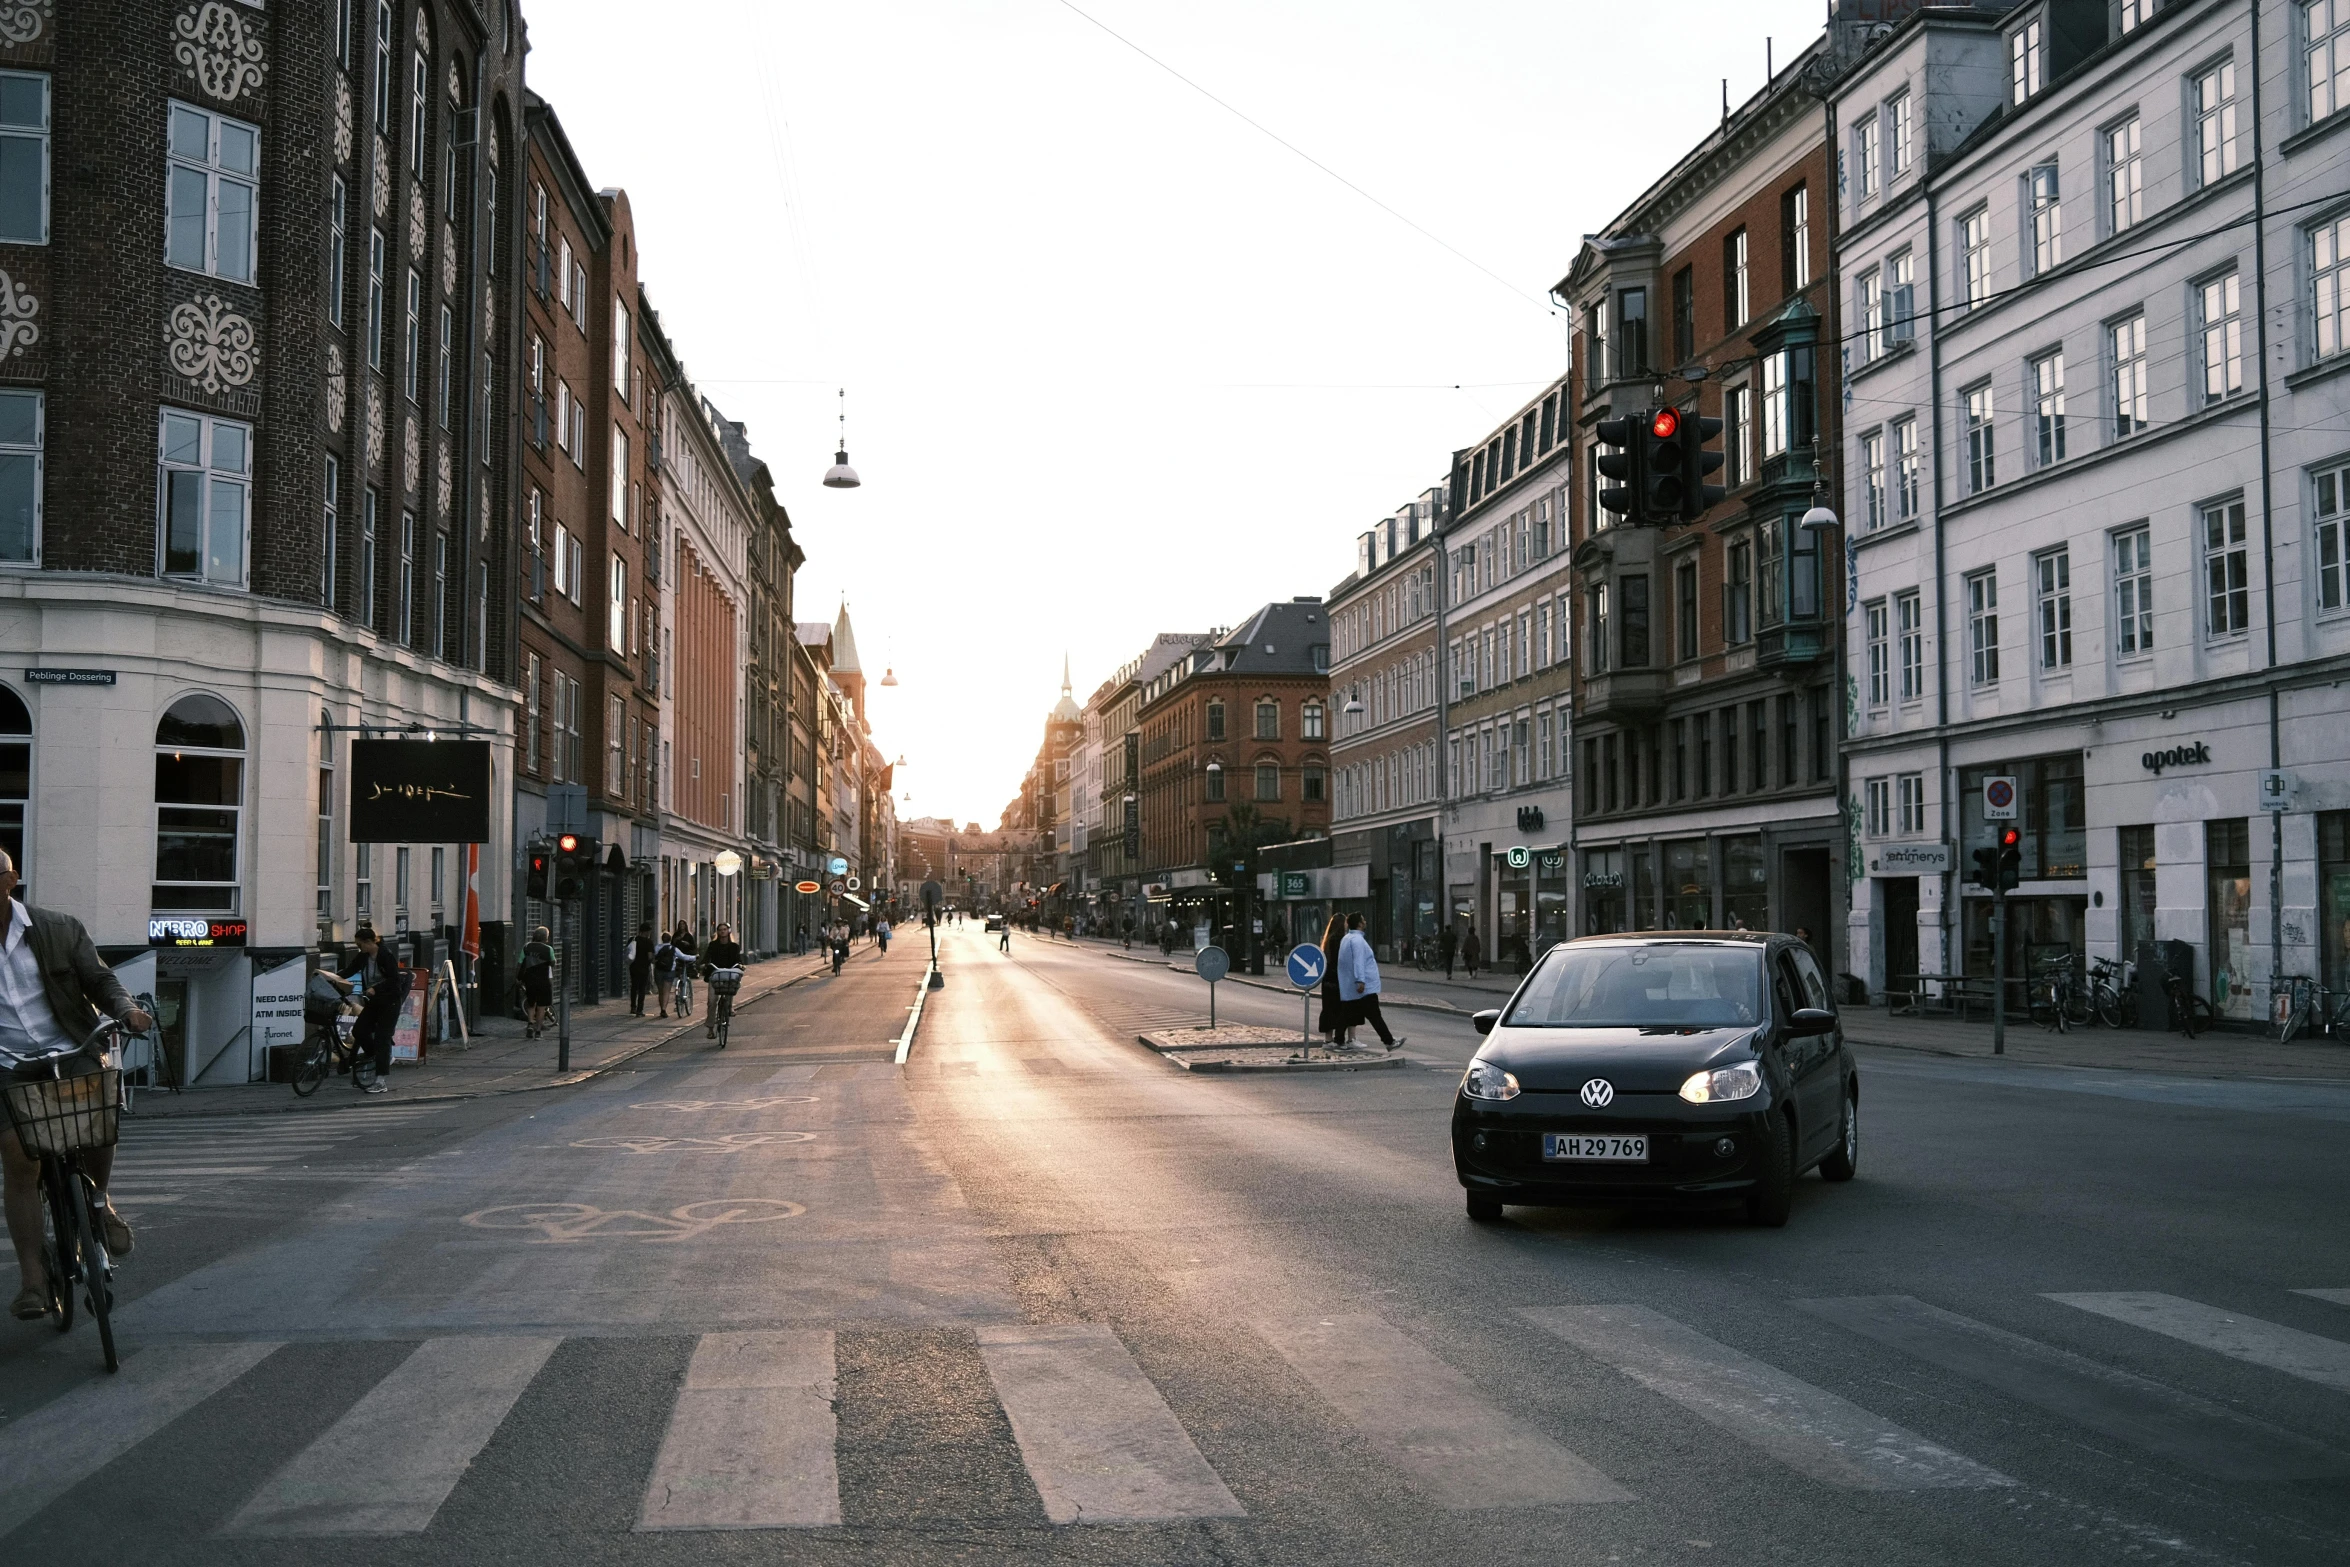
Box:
[822,387,861,489]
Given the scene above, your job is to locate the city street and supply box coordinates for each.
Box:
[6,927,2350,1564]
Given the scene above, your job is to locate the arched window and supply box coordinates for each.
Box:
[154,694,245,912]
[0,684,26,873]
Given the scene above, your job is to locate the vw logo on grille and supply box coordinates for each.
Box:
[1580,1078,1615,1107]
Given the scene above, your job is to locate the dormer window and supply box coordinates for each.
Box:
[2010,19,2042,105]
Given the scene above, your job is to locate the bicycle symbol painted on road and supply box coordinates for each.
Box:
[628,1096,822,1111]
[570,1132,815,1154]
[460,1198,807,1243]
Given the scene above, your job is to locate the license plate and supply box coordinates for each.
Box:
[1543,1133,1648,1163]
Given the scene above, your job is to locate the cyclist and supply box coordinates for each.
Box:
[0,849,153,1321]
[698,924,743,1040]
[346,927,410,1094]
[518,925,555,1038]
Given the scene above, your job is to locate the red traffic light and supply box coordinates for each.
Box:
[2000,827,2020,848]
[1650,407,1680,440]
[556,833,579,853]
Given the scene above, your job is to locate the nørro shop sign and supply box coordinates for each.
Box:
[2142,741,2212,776]
[348,739,493,843]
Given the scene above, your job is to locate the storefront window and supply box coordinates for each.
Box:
[1666,839,1713,930]
[2207,818,2252,1020]
[0,683,26,875]
[2117,824,2157,963]
[1631,847,1654,932]
[152,693,244,912]
[1535,849,1568,950]
[2321,814,2350,999]
[1499,857,1531,969]
[1960,753,2084,879]
[1723,835,1767,931]
[1582,847,1625,935]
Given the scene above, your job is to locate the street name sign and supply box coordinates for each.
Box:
[1286,943,1325,990]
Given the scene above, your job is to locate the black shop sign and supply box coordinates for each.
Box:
[348,739,492,843]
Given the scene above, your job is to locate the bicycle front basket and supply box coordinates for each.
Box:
[707,967,745,997]
[1,1067,122,1157]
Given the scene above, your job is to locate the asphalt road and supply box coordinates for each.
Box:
[7,923,2350,1564]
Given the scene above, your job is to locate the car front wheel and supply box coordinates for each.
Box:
[1746,1112,1795,1227]
[1818,1089,1858,1183]
[1465,1190,1504,1223]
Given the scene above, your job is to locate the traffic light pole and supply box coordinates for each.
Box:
[556,896,572,1073]
[1990,884,2006,1056]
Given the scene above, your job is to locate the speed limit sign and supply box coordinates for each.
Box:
[1983,775,2019,820]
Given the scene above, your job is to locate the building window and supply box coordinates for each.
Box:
[2308,0,2349,123]
[437,304,453,426]
[2027,162,2062,275]
[368,227,387,368]
[1786,183,1810,290]
[1301,700,1324,740]
[360,488,378,627]
[1890,92,1913,176]
[1255,698,1279,740]
[2318,461,2350,612]
[152,693,245,913]
[1621,574,1649,667]
[2314,214,2350,361]
[1762,352,1789,457]
[2011,19,2042,104]
[1860,429,1886,530]
[1726,227,1749,330]
[2111,313,2150,435]
[1967,569,1999,686]
[1724,382,1749,487]
[327,175,347,329]
[611,427,630,528]
[1677,560,1698,661]
[1726,541,1752,645]
[1589,583,1611,674]
[2200,272,2243,402]
[396,509,414,642]
[1204,700,1225,741]
[1866,776,1891,837]
[0,70,43,244]
[432,530,448,656]
[1204,762,1225,803]
[1961,206,1992,310]
[2037,548,2073,670]
[1885,251,1915,347]
[316,745,334,920]
[1892,415,1919,520]
[1859,270,1883,361]
[1671,265,1694,364]
[1853,117,1879,202]
[2033,352,2067,467]
[1865,599,1889,707]
[1964,382,1995,493]
[2204,498,2249,639]
[2196,60,2240,186]
[1254,762,1280,802]
[1586,304,1607,391]
[1302,764,1325,802]
[1897,590,1923,702]
[2119,0,2157,31]
[2115,524,2153,655]
[0,388,39,565]
[371,0,392,131]
[607,692,625,797]
[612,301,632,402]
[165,102,257,283]
[403,268,421,401]
[321,454,338,605]
[408,45,428,176]
[1614,287,1647,379]
[158,410,249,587]
[523,650,541,774]
[2105,116,2142,234]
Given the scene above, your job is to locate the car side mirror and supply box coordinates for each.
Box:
[1472,1009,1500,1036]
[1789,1007,1836,1037]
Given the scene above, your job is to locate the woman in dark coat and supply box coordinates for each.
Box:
[1316,914,1354,1045]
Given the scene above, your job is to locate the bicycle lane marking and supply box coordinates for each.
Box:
[459,1199,808,1243]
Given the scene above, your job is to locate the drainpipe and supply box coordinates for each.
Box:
[1924,115,1951,986]
[2249,0,2283,1005]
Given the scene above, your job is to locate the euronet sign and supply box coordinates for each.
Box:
[2141,742,2212,776]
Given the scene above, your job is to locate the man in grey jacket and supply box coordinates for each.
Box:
[0,850,153,1320]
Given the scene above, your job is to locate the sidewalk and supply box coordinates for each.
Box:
[122,946,874,1118]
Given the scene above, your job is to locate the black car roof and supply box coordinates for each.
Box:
[1561,931,1775,947]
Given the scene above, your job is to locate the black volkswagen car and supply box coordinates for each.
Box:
[1451,932,1857,1227]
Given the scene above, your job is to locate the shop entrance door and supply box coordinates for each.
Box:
[1781,848,1831,959]
[1883,877,1920,1002]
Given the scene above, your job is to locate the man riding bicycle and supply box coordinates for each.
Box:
[0,850,153,1321]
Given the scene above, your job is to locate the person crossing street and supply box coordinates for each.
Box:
[1338,913,1404,1053]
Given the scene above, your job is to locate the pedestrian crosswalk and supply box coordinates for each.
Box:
[7,1283,2350,1541]
[105,1104,442,1207]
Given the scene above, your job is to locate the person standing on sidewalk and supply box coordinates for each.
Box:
[1461,926,1482,979]
[519,926,555,1037]
[624,923,658,1016]
[651,932,677,1018]
[1338,914,1403,1052]
[1439,923,1458,979]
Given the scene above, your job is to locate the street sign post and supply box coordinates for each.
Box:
[1195,944,1230,1028]
[1286,942,1325,1054]
[921,881,945,990]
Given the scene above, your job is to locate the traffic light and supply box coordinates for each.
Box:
[552,833,599,900]
[1595,413,1644,522]
[526,844,550,902]
[1970,844,2000,892]
[1641,406,1687,519]
[1680,412,1727,520]
[1996,827,2022,892]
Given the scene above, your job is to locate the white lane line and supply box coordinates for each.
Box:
[638,1331,841,1531]
[106,1166,276,1177]
[2296,1289,2350,1307]
[104,1193,186,1205]
[976,1323,1243,1524]
[1255,1313,1628,1509]
[228,1335,559,1535]
[0,1342,281,1539]
[1521,1305,2009,1491]
[1800,1295,2350,1482]
[2049,1292,2350,1393]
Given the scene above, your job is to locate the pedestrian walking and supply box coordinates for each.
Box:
[877,917,892,954]
[1339,914,1403,1052]
[998,919,1011,953]
[651,931,677,1018]
[624,922,657,1016]
[1461,926,1482,979]
[1439,923,1458,979]
[1316,914,1352,1046]
[519,925,555,1036]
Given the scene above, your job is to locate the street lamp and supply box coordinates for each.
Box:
[822,387,861,489]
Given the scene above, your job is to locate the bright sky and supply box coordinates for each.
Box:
[527,0,1832,829]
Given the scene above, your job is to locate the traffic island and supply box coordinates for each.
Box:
[1135,1025,1408,1073]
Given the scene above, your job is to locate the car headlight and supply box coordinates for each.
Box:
[1461,1059,1521,1101]
[1678,1060,1762,1104]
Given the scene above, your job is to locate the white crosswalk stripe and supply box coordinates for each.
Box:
[639,1331,842,1530]
[1255,1313,1629,1509]
[107,1107,440,1203]
[227,1335,560,1536]
[2296,1288,2350,1307]
[978,1322,1243,1524]
[1521,1305,2010,1491]
[2048,1292,2350,1393]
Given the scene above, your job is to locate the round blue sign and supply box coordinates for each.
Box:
[1285,943,1326,991]
[1194,945,1231,984]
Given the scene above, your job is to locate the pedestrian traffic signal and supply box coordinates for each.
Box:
[1595,413,1644,521]
[1996,827,2022,893]
[526,845,550,902]
[1680,412,1727,520]
[1641,406,1687,519]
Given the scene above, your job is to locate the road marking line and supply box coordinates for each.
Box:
[638,1330,841,1530]
[976,1322,1242,1524]
[1522,1305,2008,1491]
[2296,1288,2350,1307]
[227,1335,559,1535]
[0,1341,280,1539]
[103,1193,185,1204]
[2048,1292,2350,1392]
[1255,1313,1628,1509]
[1800,1295,2350,1481]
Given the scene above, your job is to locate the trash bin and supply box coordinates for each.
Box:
[2137,939,2192,1028]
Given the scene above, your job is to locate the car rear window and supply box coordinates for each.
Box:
[1504,944,1763,1030]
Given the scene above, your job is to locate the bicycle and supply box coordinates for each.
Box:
[672,968,694,1018]
[291,1008,370,1096]
[2276,974,2350,1044]
[705,966,744,1048]
[2088,956,2138,1028]
[2030,962,2093,1033]
[2164,970,2216,1037]
[2,1019,139,1372]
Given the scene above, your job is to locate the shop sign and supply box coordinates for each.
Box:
[251,956,307,1068]
[794,880,822,894]
[828,856,850,876]
[348,740,493,843]
[149,916,248,948]
[1515,806,1545,832]
[1583,872,1623,890]
[2259,769,2294,813]
[24,668,116,685]
[1537,851,1564,871]
[1869,842,1953,875]
[1279,871,1310,898]
[1506,846,1531,869]
[2141,742,2212,775]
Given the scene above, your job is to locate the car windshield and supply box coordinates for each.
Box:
[1503,943,1763,1030]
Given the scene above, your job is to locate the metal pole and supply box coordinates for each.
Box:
[1209,978,1217,1030]
[556,898,572,1072]
[1991,888,2006,1056]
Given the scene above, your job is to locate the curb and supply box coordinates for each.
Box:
[1134,1030,1410,1074]
[1087,943,1503,1018]
[894,965,937,1065]
[1845,1030,2350,1084]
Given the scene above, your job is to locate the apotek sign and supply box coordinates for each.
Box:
[2142,741,2212,775]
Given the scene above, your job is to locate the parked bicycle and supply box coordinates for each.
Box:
[2276,974,2350,1044]
[2,1017,139,1371]
[291,1008,370,1096]
[705,966,744,1048]
[2086,956,2137,1028]
[672,967,694,1018]
[2164,968,2216,1037]
[2029,960,2093,1033]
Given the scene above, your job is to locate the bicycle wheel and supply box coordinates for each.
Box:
[2029,985,2058,1030]
[292,1034,329,1096]
[2092,983,2122,1029]
[39,1165,74,1333]
[2190,995,2216,1033]
[2062,982,2094,1028]
[715,997,731,1049]
[350,1044,377,1089]
[76,1175,116,1372]
[2280,998,2310,1046]
[2170,986,2198,1038]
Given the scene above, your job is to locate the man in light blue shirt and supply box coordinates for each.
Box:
[1337,913,1403,1052]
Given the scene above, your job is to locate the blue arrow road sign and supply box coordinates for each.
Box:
[1286,943,1326,990]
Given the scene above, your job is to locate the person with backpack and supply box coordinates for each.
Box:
[624,922,659,1016]
[651,931,679,1018]
[518,926,555,1038]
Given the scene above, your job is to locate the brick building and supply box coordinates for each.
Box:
[0,2,523,1083]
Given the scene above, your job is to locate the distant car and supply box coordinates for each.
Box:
[984,914,1005,933]
[1452,932,1857,1228]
